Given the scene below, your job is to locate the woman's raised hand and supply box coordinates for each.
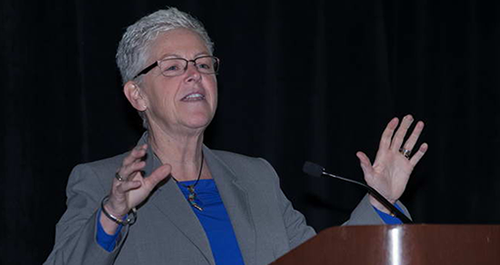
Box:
[102,144,171,225]
[356,115,428,212]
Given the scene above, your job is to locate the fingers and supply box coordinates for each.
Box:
[112,145,148,198]
[122,144,147,166]
[356,151,374,177]
[115,164,170,199]
[108,148,170,215]
[390,115,414,151]
[379,115,425,159]
[143,164,172,190]
[378,117,399,150]
[116,179,142,194]
[118,144,148,181]
[409,143,428,166]
[402,121,425,152]
[120,161,146,180]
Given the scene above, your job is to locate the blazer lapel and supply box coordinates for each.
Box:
[149,180,216,265]
[141,140,216,265]
[204,147,257,265]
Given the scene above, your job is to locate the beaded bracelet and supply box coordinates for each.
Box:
[101,195,137,225]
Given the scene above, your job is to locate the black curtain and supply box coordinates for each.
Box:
[2,0,500,264]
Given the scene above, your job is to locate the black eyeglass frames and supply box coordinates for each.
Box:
[133,55,220,79]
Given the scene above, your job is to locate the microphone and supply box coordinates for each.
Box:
[303,161,412,224]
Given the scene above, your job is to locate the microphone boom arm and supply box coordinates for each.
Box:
[303,161,412,224]
[322,171,412,224]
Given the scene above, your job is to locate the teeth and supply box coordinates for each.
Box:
[183,93,204,100]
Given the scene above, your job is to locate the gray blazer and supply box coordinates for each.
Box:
[44,135,409,265]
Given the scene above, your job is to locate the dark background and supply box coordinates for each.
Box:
[2,0,500,264]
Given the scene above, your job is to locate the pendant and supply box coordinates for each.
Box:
[187,186,203,211]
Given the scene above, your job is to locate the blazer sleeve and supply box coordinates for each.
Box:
[260,158,317,249]
[259,157,411,244]
[43,164,129,265]
[343,194,412,225]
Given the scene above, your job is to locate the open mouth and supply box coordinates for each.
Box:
[181,93,205,102]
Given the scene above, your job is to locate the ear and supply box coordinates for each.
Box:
[123,81,147,111]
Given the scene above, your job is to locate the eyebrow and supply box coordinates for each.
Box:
[158,52,211,60]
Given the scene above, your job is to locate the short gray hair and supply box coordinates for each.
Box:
[116,7,214,84]
[115,7,214,128]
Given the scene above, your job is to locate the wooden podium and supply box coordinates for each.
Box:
[271,225,500,265]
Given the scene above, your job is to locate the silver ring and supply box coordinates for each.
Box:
[399,148,411,159]
[115,172,125,181]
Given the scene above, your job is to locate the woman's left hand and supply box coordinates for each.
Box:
[356,115,428,212]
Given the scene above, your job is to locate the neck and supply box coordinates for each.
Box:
[147,126,207,182]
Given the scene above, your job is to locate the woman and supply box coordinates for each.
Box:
[44,7,427,265]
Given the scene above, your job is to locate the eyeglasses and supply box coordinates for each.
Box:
[133,55,220,79]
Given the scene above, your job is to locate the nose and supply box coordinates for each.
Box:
[184,61,201,82]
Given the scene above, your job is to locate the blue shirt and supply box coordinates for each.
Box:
[373,204,404,225]
[96,208,123,252]
[177,179,245,265]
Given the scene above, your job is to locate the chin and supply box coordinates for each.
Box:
[184,115,213,130]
